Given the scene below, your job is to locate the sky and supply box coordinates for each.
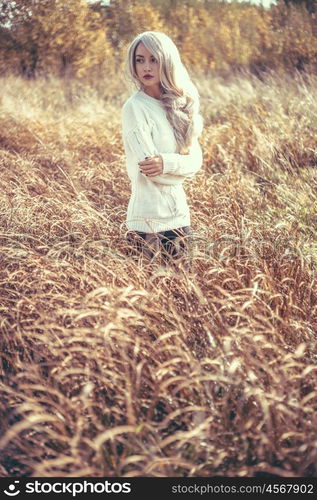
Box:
[229,0,277,7]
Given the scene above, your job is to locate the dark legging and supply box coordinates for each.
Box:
[126,226,191,262]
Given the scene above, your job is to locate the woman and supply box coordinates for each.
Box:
[121,31,204,265]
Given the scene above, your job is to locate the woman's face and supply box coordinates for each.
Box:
[135,42,161,97]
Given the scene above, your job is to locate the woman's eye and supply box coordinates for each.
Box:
[135,59,157,63]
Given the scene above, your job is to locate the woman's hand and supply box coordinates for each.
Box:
[138,154,163,177]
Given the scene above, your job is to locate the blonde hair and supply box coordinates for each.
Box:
[125,31,203,154]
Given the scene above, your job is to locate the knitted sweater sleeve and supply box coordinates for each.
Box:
[160,137,203,177]
[122,100,203,186]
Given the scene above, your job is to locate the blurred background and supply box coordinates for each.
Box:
[0,0,316,83]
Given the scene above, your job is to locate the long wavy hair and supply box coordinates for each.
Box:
[125,31,203,154]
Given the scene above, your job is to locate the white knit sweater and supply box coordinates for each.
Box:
[121,89,203,233]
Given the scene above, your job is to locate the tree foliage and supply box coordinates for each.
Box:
[0,0,316,78]
[0,0,113,78]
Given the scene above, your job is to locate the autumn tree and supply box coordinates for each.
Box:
[0,0,113,78]
[89,0,165,76]
[268,2,317,71]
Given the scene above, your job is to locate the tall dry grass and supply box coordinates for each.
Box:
[0,69,316,477]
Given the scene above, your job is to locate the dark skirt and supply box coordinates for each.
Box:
[126,226,191,263]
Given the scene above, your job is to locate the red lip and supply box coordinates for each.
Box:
[144,75,153,79]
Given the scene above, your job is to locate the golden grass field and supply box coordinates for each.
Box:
[0,68,316,477]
